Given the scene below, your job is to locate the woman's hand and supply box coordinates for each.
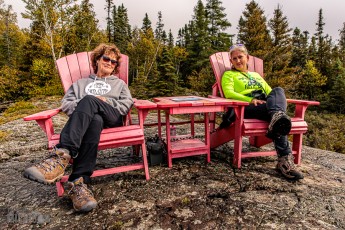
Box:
[251,98,266,106]
[96,96,107,102]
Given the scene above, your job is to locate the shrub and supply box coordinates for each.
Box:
[0,101,37,125]
[304,111,345,154]
[0,65,22,101]
[22,59,63,98]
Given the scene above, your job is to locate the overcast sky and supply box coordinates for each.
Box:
[4,0,345,42]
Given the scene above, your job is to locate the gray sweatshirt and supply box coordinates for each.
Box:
[61,74,134,116]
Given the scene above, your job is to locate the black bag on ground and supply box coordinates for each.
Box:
[219,107,236,129]
[146,134,167,166]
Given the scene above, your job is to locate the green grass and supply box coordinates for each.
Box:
[0,96,62,125]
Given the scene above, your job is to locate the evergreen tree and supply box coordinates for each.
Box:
[290,28,309,68]
[176,28,184,47]
[150,46,179,96]
[266,4,292,87]
[338,22,345,66]
[113,4,131,52]
[192,0,210,61]
[161,30,167,44]
[168,29,174,48]
[237,0,271,60]
[154,11,165,41]
[314,9,332,76]
[180,0,210,83]
[141,13,152,34]
[105,0,113,42]
[205,0,231,52]
[65,0,101,53]
[328,59,345,113]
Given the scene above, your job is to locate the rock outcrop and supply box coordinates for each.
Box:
[0,104,344,229]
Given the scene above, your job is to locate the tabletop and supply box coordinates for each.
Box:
[153,96,248,109]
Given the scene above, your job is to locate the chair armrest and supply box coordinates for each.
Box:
[133,99,157,109]
[207,95,249,106]
[286,99,319,119]
[23,108,62,141]
[23,108,62,121]
[287,99,320,106]
[132,99,157,128]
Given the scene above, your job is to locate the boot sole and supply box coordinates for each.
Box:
[23,171,64,185]
[276,167,304,180]
[74,201,97,212]
[273,117,292,136]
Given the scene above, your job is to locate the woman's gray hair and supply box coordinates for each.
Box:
[229,44,248,57]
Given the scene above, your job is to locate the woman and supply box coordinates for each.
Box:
[221,44,303,180]
[23,43,134,212]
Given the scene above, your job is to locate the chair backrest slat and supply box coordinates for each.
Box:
[56,52,129,93]
[209,52,264,97]
[77,52,93,79]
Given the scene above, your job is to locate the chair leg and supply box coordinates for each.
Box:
[292,134,303,165]
[233,134,243,168]
[141,143,150,180]
[56,181,64,197]
[233,107,244,168]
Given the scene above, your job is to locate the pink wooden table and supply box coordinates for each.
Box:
[153,96,244,167]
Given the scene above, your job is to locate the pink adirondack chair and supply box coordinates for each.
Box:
[23,52,157,196]
[209,52,320,168]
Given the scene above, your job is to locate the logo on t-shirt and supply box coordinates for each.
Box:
[85,81,111,95]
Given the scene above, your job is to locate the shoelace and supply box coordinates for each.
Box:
[68,183,94,201]
[286,155,297,170]
[268,111,285,131]
[279,155,296,171]
[35,149,66,172]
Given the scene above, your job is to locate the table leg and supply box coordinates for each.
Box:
[165,112,172,168]
[158,110,161,138]
[205,112,210,163]
[191,114,195,137]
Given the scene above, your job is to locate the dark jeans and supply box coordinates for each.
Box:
[244,87,291,157]
[57,95,123,183]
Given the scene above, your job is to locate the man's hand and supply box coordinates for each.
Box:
[251,98,266,106]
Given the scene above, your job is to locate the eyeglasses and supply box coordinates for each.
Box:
[229,43,245,51]
[102,55,118,65]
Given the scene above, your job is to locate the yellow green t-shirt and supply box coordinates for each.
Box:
[221,70,272,102]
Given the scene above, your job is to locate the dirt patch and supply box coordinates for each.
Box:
[0,102,344,229]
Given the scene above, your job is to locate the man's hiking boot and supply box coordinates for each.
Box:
[23,148,71,184]
[276,154,304,180]
[66,177,97,212]
[267,111,292,139]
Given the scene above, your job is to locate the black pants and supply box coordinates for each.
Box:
[244,87,291,157]
[57,95,123,183]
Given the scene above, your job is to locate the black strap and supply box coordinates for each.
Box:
[234,69,266,95]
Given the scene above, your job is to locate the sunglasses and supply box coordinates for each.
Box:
[102,55,118,65]
[229,43,245,51]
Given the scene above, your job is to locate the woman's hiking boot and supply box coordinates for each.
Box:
[276,154,304,180]
[23,148,71,184]
[66,177,97,212]
[267,111,292,139]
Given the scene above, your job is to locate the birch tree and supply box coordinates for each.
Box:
[22,0,78,62]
